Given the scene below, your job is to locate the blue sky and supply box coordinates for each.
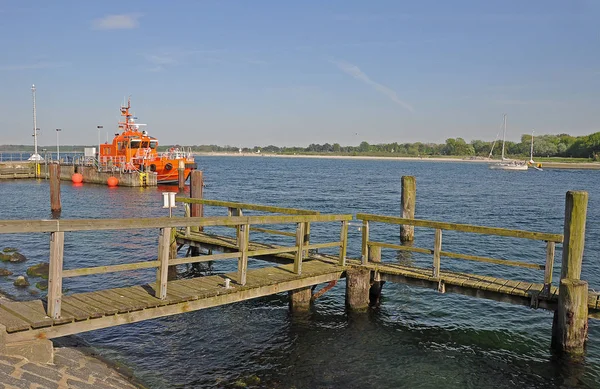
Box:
[0,1,598,147]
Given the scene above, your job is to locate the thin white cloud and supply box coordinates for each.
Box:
[0,61,69,71]
[331,59,414,112]
[92,14,141,30]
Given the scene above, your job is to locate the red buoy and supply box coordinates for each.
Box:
[71,173,83,184]
[107,176,119,187]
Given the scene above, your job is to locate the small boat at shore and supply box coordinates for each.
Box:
[99,98,196,184]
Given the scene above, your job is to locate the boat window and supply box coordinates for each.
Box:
[131,140,141,148]
[117,142,124,150]
[150,141,158,149]
[141,141,149,148]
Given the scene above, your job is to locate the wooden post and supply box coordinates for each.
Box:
[156,227,171,299]
[560,191,588,280]
[289,286,312,311]
[231,208,243,247]
[49,163,61,212]
[400,176,416,242]
[361,220,369,264]
[368,245,385,306]
[238,223,249,285]
[543,241,555,295]
[189,170,204,220]
[47,231,64,319]
[432,229,442,278]
[346,268,370,311]
[177,160,185,191]
[294,222,305,275]
[339,220,349,266]
[189,170,203,258]
[303,222,310,257]
[168,228,178,280]
[552,278,589,355]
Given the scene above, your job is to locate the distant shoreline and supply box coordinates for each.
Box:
[193,152,600,169]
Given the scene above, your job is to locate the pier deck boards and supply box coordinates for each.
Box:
[0,260,343,343]
[178,230,600,317]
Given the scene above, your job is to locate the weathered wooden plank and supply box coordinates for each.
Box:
[238,224,250,285]
[63,261,160,278]
[125,286,172,307]
[22,300,73,325]
[168,252,241,267]
[175,198,320,215]
[294,222,305,275]
[0,306,32,332]
[83,292,133,314]
[98,290,146,311]
[48,231,64,319]
[0,301,54,328]
[305,241,342,251]
[156,227,171,299]
[544,241,555,287]
[68,294,120,315]
[0,214,352,234]
[368,241,433,255]
[357,213,563,243]
[433,229,442,278]
[440,250,544,270]
[59,301,92,321]
[249,246,298,258]
[339,220,348,266]
[361,220,369,264]
[249,227,296,237]
[166,283,200,301]
[61,299,104,319]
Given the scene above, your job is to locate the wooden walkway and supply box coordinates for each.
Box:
[0,260,342,343]
[178,230,600,318]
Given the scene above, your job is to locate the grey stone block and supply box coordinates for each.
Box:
[20,372,59,389]
[21,362,63,382]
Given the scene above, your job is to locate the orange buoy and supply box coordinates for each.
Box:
[71,173,83,184]
[107,176,119,187]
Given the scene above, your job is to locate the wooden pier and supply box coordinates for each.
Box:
[0,189,596,362]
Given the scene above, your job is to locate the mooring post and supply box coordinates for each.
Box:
[551,190,589,355]
[177,160,185,191]
[368,246,385,306]
[560,191,588,280]
[189,170,204,258]
[49,163,61,212]
[168,228,178,280]
[400,175,416,242]
[346,268,370,311]
[552,279,589,355]
[289,286,312,312]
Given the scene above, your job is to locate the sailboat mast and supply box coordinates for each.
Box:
[530,130,534,162]
[501,114,506,160]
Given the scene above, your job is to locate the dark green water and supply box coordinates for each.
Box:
[1,157,598,388]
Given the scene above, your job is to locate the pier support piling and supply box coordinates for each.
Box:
[189,171,204,259]
[178,160,185,191]
[368,246,385,306]
[560,191,588,280]
[346,268,370,311]
[49,163,61,212]
[552,278,589,355]
[400,176,416,242]
[289,286,312,311]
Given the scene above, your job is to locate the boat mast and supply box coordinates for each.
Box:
[501,114,507,160]
[530,129,534,163]
[32,84,38,158]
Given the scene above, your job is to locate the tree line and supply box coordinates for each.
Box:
[186,131,600,160]
[2,131,599,160]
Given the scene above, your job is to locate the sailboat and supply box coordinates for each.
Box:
[489,114,528,171]
[528,130,543,171]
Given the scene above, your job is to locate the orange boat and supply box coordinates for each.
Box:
[99,98,196,184]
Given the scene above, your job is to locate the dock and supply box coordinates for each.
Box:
[0,178,595,363]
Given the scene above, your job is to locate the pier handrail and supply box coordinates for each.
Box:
[0,214,351,320]
[356,213,563,292]
[175,197,320,215]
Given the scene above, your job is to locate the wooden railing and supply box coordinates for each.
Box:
[176,197,320,243]
[0,214,351,320]
[356,214,564,292]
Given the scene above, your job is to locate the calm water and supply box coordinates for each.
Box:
[1,157,599,388]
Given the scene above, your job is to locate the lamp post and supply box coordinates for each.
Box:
[97,125,103,171]
[56,128,62,161]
